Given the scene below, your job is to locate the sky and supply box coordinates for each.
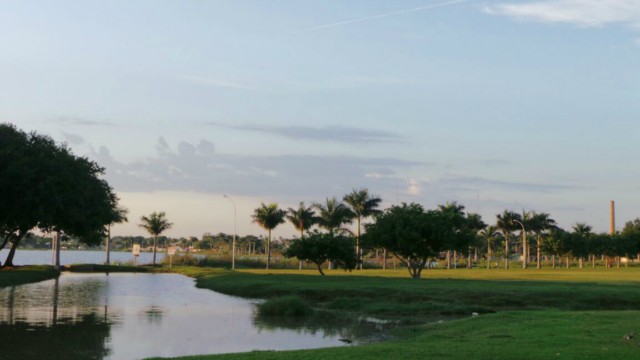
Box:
[1,0,639,239]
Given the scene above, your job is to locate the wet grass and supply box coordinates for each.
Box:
[0,265,60,287]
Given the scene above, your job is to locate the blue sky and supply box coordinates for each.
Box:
[1,0,639,238]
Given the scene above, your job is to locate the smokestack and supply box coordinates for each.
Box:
[610,200,615,235]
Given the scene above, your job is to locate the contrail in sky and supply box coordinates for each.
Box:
[291,0,471,34]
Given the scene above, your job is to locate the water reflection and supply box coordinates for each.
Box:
[254,311,397,344]
[0,273,396,359]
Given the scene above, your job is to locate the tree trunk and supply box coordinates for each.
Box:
[4,241,20,268]
[383,248,387,270]
[317,263,325,276]
[54,231,61,269]
[266,229,271,270]
[487,244,491,270]
[536,236,541,269]
[467,246,472,269]
[446,250,451,269]
[552,255,556,269]
[566,256,570,269]
[152,235,158,266]
[504,236,510,269]
[357,217,362,270]
[592,254,595,268]
[105,225,111,265]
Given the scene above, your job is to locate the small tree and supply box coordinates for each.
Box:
[284,232,356,276]
[139,211,173,266]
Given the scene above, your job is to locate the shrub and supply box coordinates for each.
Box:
[257,296,314,316]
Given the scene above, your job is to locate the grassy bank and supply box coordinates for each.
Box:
[149,267,640,360]
[176,267,640,320]
[64,263,151,273]
[0,265,60,287]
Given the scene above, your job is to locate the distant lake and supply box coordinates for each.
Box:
[0,249,165,266]
[0,273,395,359]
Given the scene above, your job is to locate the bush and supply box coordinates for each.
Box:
[257,296,314,316]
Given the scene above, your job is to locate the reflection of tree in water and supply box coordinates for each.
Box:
[140,305,165,325]
[253,310,398,344]
[0,313,112,360]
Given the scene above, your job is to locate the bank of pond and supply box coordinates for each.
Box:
[1,265,640,359]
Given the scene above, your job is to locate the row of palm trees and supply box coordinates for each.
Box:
[251,188,381,270]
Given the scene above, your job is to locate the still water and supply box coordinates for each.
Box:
[0,249,165,266]
[0,273,394,360]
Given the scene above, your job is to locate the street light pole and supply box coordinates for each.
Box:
[514,220,527,269]
[223,194,237,270]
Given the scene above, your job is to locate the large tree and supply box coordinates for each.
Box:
[343,188,382,270]
[364,203,449,279]
[284,232,357,276]
[139,211,173,266]
[252,203,286,269]
[0,123,121,267]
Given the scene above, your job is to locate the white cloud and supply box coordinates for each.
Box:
[485,0,640,27]
[407,178,421,195]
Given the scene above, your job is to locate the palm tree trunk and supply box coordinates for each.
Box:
[447,250,451,269]
[357,217,362,270]
[266,229,271,270]
[536,236,541,269]
[504,236,510,269]
[487,242,491,270]
[299,228,303,270]
[152,235,157,266]
[382,248,387,270]
[106,225,111,265]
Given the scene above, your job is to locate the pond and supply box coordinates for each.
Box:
[0,273,396,360]
[0,249,165,266]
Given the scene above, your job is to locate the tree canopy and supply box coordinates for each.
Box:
[0,123,121,267]
[284,232,357,276]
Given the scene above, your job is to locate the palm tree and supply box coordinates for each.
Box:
[106,206,128,265]
[343,189,382,270]
[479,225,500,269]
[286,202,317,239]
[252,203,286,269]
[572,222,592,268]
[496,210,522,269]
[528,212,557,269]
[139,211,172,266]
[287,202,317,271]
[438,202,466,269]
[313,197,354,235]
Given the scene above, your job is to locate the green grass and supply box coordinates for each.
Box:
[0,265,60,287]
[147,267,640,360]
[257,295,314,316]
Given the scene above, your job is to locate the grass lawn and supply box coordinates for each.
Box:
[148,266,640,360]
[0,265,60,287]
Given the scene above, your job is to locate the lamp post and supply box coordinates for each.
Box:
[223,194,237,270]
[514,219,527,269]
